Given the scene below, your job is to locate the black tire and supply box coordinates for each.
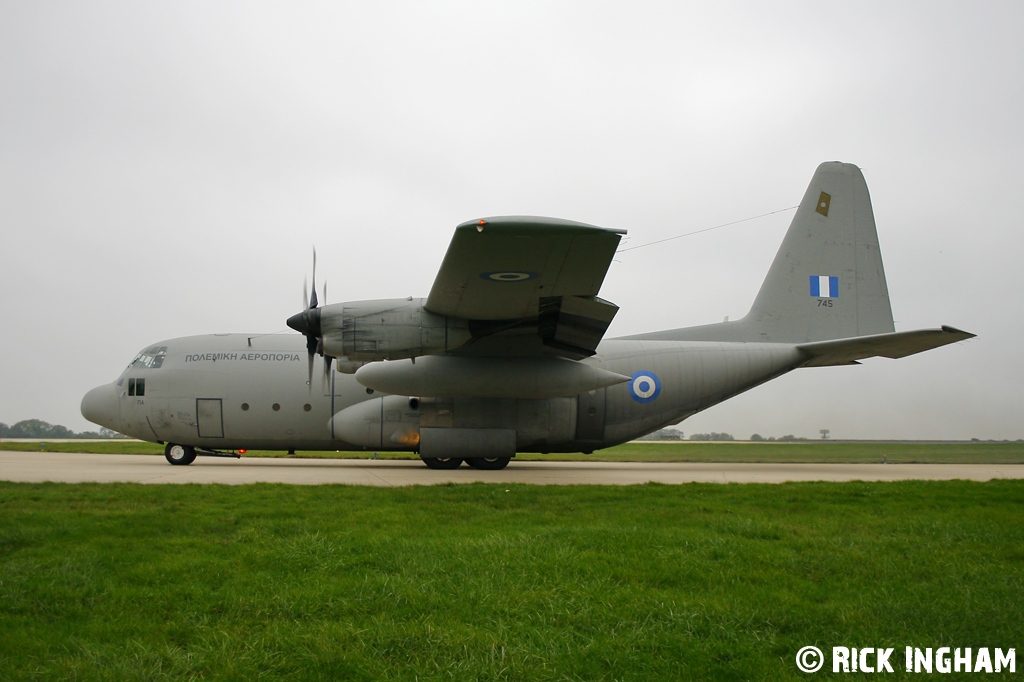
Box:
[465,457,512,470]
[421,457,463,470]
[165,443,197,465]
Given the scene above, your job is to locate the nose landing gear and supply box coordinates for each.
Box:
[164,443,197,465]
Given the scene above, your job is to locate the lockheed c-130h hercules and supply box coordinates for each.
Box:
[82,162,973,470]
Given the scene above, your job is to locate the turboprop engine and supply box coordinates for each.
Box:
[288,297,473,364]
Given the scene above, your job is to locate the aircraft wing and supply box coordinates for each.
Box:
[424,216,626,359]
[797,326,975,367]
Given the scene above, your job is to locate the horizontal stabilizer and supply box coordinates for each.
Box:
[797,326,974,367]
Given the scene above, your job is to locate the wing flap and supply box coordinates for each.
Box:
[538,295,620,359]
[798,326,974,367]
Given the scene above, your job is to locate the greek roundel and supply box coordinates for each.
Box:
[628,371,661,403]
[479,271,540,282]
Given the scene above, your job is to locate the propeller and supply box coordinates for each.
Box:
[320,280,333,385]
[286,249,323,390]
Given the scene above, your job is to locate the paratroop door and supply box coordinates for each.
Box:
[196,398,224,438]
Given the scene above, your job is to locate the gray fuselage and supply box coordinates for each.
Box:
[81,333,804,454]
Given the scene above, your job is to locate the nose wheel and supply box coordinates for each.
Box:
[165,443,197,465]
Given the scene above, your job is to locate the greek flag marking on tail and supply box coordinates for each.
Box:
[810,275,839,298]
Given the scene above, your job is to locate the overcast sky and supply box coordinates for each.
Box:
[2,1,1021,440]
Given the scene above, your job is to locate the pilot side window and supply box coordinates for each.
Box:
[128,378,146,396]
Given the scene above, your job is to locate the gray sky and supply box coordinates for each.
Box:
[2,1,1021,440]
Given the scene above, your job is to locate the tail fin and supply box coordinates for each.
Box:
[622,161,896,344]
[744,161,894,342]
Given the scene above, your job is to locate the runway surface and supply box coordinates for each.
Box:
[2,451,1022,486]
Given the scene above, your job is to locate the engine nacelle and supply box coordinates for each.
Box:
[318,298,472,362]
[355,355,629,399]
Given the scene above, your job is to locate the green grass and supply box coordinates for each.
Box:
[1,480,1021,680]
[4,439,1024,463]
[550,440,1024,464]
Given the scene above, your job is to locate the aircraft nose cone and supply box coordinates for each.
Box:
[81,384,120,431]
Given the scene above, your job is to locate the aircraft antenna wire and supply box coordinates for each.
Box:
[245,330,293,346]
[617,205,798,253]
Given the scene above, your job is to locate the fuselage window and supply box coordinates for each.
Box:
[128,378,135,396]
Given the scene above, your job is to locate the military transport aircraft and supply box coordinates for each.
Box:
[82,162,973,470]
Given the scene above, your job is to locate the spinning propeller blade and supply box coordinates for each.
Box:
[286,248,324,391]
[309,249,318,310]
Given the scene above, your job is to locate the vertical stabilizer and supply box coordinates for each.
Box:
[746,162,894,342]
[620,161,896,344]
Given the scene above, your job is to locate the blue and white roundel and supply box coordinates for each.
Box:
[628,371,661,403]
[480,271,540,282]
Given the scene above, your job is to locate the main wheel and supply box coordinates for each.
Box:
[465,457,511,470]
[165,443,197,466]
[421,457,463,470]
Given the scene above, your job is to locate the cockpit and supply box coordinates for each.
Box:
[116,346,169,397]
[127,346,168,370]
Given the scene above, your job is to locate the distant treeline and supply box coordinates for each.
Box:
[0,419,125,439]
[645,429,811,442]
[692,433,809,441]
[690,432,736,441]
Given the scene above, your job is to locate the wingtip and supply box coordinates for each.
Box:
[940,325,976,339]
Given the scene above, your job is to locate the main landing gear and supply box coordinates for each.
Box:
[421,457,463,470]
[466,457,511,470]
[419,456,512,470]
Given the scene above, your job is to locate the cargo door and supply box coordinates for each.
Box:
[196,398,224,438]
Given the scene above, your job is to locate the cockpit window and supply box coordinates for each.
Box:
[128,346,167,370]
[128,377,146,396]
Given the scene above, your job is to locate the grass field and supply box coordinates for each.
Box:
[3,439,1024,464]
[1,480,1021,680]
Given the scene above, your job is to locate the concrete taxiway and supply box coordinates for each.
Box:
[2,451,1022,486]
